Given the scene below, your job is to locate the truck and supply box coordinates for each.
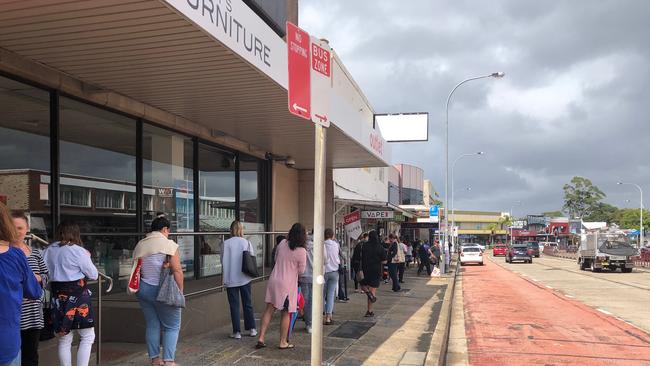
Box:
[578,228,638,273]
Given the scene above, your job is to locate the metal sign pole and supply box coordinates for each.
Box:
[311,124,327,366]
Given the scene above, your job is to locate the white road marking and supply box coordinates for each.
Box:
[531,278,539,282]
[545,285,553,289]
[598,308,613,315]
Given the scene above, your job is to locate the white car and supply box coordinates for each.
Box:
[461,243,484,252]
[460,246,484,266]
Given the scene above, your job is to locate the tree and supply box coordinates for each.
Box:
[584,202,619,223]
[612,208,650,232]
[487,222,499,246]
[562,176,606,219]
[543,210,563,218]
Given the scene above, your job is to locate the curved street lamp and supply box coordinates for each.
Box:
[442,72,505,273]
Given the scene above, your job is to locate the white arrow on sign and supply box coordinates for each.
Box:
[292,103,308,113]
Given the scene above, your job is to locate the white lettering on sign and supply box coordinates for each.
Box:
[163,0,287,87]
[311,43,330,76]
[361,211,394,219]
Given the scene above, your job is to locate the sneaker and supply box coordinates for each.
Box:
[248,329,258,337]
[229,332,242,339]
[306,325,312,334]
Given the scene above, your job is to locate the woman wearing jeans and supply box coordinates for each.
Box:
[43,221,98,366]
[323,228,340,325]
[221,220,257,339]
[132,216,183,366]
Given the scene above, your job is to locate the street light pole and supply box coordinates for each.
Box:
[443,72,504,273]
[510,201,521,245]
[618,182,644,248]
[451,152,484,251]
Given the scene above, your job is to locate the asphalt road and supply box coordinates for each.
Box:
[492,253,650,333]
[459,254,650,365]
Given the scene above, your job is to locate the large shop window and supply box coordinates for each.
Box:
[143,124,194,278]
[197,143,235,278]
[0,76,52,242]
[59,97,137,283]
[240,155,266,268]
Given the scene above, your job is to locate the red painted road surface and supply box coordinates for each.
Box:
[462,259,650,365]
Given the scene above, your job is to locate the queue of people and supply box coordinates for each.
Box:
[1,196,433,364]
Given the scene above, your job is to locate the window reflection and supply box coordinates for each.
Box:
[59,97,137,283]
[0,76,52,242]
[198,144,236,232]
[142,124,194,277]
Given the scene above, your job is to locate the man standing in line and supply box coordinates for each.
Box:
[417,240,433,276]
[397,237,407,283]
[387,234,404,292]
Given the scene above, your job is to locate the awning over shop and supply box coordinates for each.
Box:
[334,198,415,219]
[0,0,389,169]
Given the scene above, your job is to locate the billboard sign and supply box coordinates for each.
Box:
[374,112,429,142]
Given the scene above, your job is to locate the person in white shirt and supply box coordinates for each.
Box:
[323,228,340,325]
[220,220,257,339]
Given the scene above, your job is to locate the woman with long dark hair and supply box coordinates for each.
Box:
[359,230,387,317]
[0,202,42,366]
[44,221,98,366]
[256,223,307,350]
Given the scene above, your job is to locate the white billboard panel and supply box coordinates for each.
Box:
[374,113,429,142]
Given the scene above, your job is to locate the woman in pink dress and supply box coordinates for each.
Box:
[256,223,307,350]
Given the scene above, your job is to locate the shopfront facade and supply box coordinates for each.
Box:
[0,0,390,341]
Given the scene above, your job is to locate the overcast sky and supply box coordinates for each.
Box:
[300,0,650,215]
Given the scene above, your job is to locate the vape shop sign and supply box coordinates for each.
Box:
[361,211,394,219]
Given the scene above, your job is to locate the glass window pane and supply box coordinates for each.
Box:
[198,144,235,232]
[239,155,265,268]
[142,124,194,278]
[198,144,235,279]
[0,76,52,242]
[59,97,136,284]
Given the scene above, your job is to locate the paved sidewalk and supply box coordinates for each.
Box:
[94,266,451,366]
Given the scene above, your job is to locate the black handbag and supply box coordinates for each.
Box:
[242,241,260,278]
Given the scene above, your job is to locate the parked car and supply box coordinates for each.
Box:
[460,246,484,266]
[493,244,508,256]
[526,241,540,257]
[506,244,533,263]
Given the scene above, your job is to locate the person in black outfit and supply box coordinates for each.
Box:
[351,233,367,292]
[417,242,433,276]
[387,234,401,292]
[359,230,388,317]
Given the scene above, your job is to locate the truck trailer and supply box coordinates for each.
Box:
[578,228,637,273]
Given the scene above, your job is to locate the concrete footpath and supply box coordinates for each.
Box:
[87,265,456,366]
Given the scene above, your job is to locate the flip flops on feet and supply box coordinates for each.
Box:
[255,341,267,349]
[278,344,295,350]
[364,311,374,317]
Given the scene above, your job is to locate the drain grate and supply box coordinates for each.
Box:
[328,320,375,339]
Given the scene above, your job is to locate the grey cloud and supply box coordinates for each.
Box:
[300,0,650,214]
